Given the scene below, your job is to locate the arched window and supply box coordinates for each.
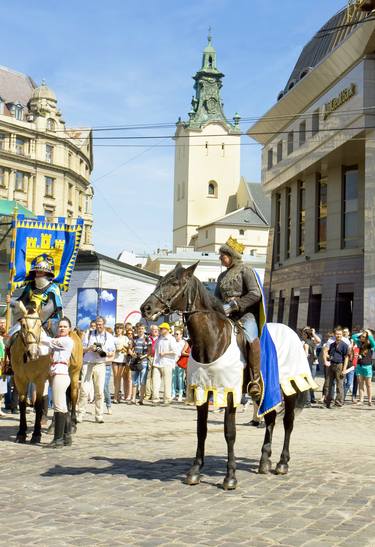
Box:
[47,118,56,131]
[208,180,217,197]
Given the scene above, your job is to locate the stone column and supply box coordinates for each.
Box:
[363,129,375,326]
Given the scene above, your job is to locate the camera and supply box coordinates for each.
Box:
[93,343,107,358]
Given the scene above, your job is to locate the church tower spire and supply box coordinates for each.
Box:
[185,34,239,132]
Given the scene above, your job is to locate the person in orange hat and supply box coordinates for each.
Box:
[152,323,178,405]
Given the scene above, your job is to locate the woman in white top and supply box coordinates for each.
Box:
[112,323,129,403]
[42,317,74,448]
[152,323,178,404]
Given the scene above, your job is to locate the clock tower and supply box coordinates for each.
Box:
[172,34,241,251]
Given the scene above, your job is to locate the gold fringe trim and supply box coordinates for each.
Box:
[186,385,242,408]
[280,373,319,397]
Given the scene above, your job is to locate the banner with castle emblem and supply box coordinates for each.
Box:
[9,215,84,292]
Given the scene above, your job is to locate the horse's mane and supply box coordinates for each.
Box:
[191,276,227,320]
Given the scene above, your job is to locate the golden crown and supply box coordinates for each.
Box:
[226,236,245,255]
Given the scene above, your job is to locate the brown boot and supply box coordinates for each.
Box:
[247,337,261,401]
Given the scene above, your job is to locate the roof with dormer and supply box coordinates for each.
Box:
[0,65,36,106]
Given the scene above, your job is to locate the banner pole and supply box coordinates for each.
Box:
[5,207,18,332]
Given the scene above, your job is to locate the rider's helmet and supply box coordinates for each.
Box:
[28,254,55,279]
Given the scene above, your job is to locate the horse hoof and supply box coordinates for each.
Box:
[223,477,237,490]
[30,436,41,445]
[275,463,289,475]
[184,473,201,486]
[258,460,272,474]
[15,436,26,444]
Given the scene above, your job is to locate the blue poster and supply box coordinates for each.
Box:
[76,288,117,330]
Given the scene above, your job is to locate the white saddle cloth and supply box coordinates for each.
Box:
[186,331,245,408]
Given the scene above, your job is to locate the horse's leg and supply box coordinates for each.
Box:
[13,375,27,443]
[69,371,79,433]
[258,409,277,474]
[185,401,209,485]
[223,392,237,490]
[30,383,44,444]
[275,393,298,475]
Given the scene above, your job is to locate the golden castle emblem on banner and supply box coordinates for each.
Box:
[26,233,65,275]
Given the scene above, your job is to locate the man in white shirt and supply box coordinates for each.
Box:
[152,323,178,405]
[77,316,115,423]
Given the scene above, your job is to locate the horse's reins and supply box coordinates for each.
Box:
[20,316,42,348]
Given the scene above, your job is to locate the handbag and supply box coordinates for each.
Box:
[177,345,190,369]
[129,355,144,372]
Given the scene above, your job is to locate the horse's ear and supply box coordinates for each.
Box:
[18,301,27,316]
[175,262,183,273]
[182,261,199,279]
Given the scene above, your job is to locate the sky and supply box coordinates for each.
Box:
[1,0,345,257]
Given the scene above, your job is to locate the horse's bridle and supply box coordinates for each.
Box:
[20,315,43,348]
[152,280,190,315]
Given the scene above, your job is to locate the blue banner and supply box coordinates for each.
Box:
[10,215,83,292]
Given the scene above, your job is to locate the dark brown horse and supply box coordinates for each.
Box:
[141,263,307,490]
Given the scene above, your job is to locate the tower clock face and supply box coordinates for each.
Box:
[205,97,217,114]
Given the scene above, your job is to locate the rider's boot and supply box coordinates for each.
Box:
[247,337,261,402]
[64,412,72,446]
[46,412,65,448]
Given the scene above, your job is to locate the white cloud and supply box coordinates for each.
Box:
[77,316,92,330]
[100,290,115,302]
[103,314,116,328]
[78,289,98,312]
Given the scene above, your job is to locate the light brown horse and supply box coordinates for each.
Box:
[10,302,83,443]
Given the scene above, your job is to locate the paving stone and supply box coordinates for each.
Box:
[0,397,375,545]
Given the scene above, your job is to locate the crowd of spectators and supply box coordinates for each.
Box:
[299,325,374,408]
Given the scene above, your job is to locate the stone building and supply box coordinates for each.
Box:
[0,65,93,248]
[248,4,375,332]
[173,36,270,256]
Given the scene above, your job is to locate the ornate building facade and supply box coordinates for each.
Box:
[0,65,93,248]
[248,5,375,332]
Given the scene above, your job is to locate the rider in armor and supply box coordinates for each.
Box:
[7,254,63,337]
[215,237,262,399]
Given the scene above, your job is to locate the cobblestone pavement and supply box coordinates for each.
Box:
[1,388,375,546]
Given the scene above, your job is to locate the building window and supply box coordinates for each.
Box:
[13,104,23,120]
[0,98,3,115]
[287,131,294,155]
[0,133,5,150]
[68,152,72,169]
[285,187,291,258]
[277,294,285,323]
[80,159,84,174]
[208,180,217,197]
[85,195,90,213]
[44,207,54,221]
[15,171,26,192]
[289,290,299,331]
[46,118,56,131]
[68,183,73,204]
[277,140,283,163]
[274,192,281,263]
[267,148,273,170]
[0,167,5,187]
[45,144,54,163]
[78,191,83,212]
[16,137,26,155]
[45,176,54,197]
[297,180,305,255]
[205,229,208,239]
[342,166,359,249]
[299,120,306,145]
[307,289,322,330]
[316,174,327,251]
[312,109,319,136]
[239,229,244,236]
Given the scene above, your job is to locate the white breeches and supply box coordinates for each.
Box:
[51,374,70,413]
